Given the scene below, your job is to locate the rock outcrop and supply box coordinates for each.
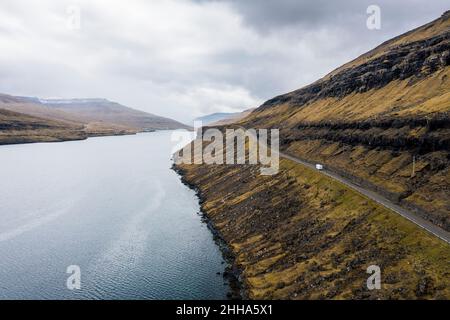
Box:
[176,12,450,300]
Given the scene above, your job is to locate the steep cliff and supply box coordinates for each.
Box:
[176,12,450,299]
[239,11,450,231]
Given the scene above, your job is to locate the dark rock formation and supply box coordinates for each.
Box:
[260,31,449,110]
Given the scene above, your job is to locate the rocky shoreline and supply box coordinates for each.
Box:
[171,158,450,299]
[172,164,245,300]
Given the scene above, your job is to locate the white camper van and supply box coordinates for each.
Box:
[315,164,324,170]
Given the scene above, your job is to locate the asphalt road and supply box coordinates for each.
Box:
[278,150,450,245]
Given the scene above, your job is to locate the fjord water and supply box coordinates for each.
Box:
[0,131,228,299]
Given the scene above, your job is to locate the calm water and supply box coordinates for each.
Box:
[0,131,228,299]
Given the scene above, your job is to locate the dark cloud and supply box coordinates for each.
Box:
[194,0,449,95]
[206,0,448,33]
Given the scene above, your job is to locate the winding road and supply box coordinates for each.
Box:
[278,150,450,245]
[226,127,449,244]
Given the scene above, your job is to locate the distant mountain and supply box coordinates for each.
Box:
[193,112,242,125]
[39,98,191,131]
[0,93,191,145]
[210,108,256,126]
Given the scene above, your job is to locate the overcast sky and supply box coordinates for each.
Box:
[0,0,448,122]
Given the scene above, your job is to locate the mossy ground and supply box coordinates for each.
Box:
[178,157,450,299]
[177,17,450,299]
[285,139,450,230]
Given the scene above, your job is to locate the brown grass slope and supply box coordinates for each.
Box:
[176,12,450,299]
[0,108,87,145]
[239,11,450,231]
[178,158,450,299]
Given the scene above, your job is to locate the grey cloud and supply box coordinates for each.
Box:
[0,0,448,123]
[205,0,448,32]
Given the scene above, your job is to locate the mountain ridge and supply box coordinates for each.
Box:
[175,12,450,299]
[0,93,191,145]
[236,11,450,230]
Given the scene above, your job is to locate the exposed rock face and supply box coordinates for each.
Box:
[239,13,450,232]
[176,157,450,300]
[279,112,450,230]
[261,30,449,110]
[284,113,450,154]
[175,13,450,300]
